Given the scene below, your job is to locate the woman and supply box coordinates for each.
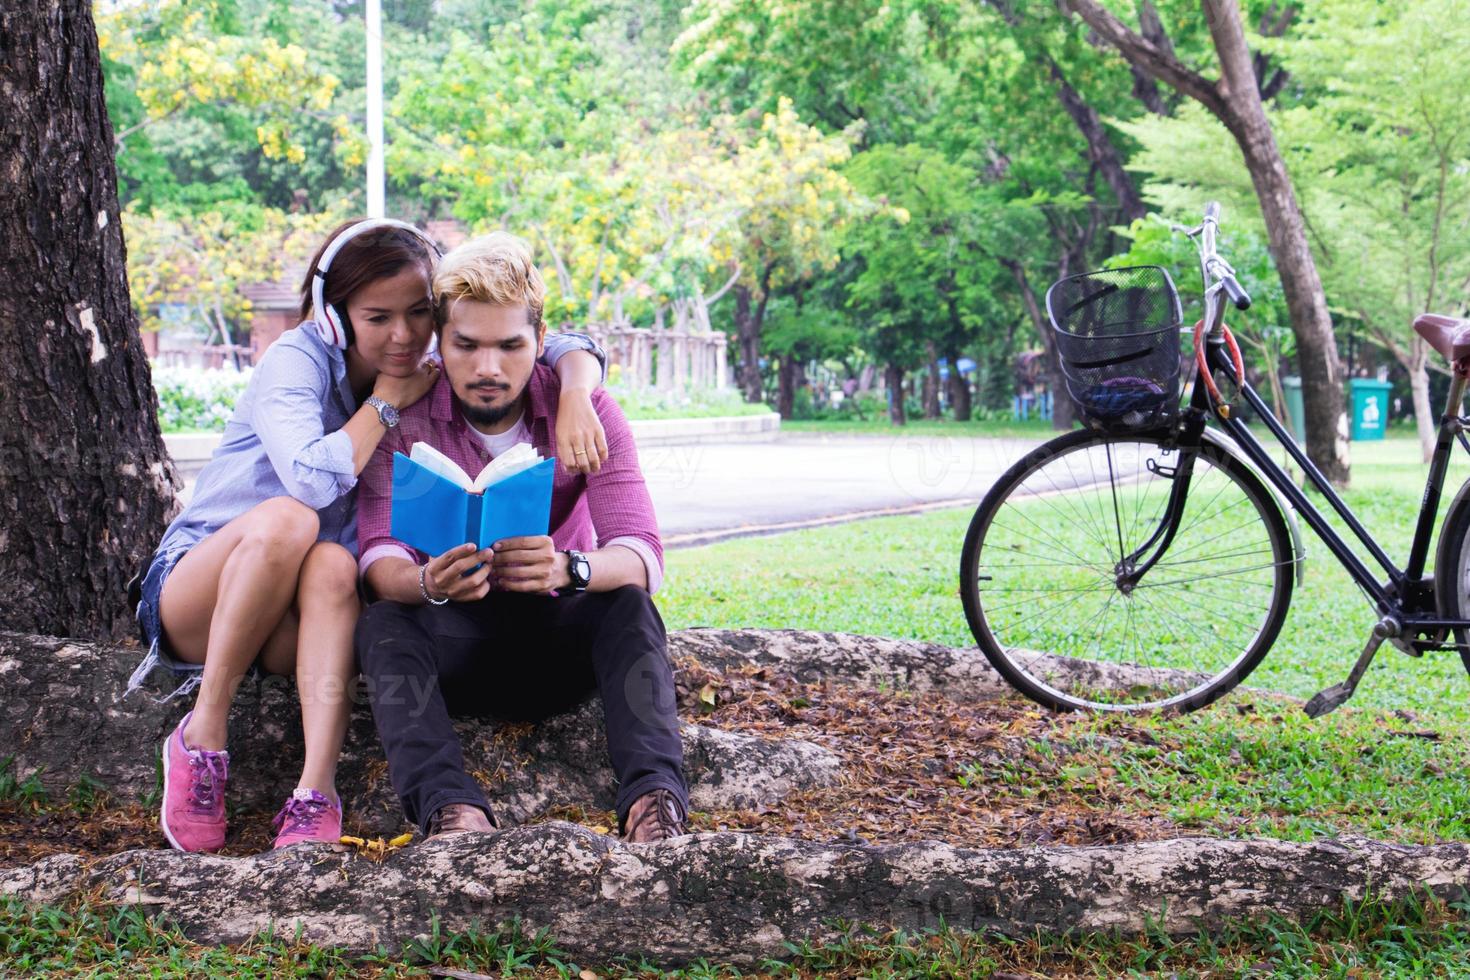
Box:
[129,217,608,853]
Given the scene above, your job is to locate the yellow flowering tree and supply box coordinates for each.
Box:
[122,202,341,351]
[97,0,343,166]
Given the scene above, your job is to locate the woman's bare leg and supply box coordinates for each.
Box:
[291,542,360,803]
[158,497,320,750]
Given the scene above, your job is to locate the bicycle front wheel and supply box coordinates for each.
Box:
[960,429,1294,712]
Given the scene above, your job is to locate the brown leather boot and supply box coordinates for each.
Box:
[620,788,686,843]
[425,802,499,840]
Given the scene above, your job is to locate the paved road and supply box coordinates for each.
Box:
[181,432,1049,547]
[643,433,1045,547]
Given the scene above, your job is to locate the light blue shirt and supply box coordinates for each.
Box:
[153,323,605,560]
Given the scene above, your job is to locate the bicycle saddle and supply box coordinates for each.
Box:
[1413,313,1470,364]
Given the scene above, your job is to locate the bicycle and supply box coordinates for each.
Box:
[959,202,1470,714]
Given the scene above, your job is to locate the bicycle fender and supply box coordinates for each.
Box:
[1199,427,1307,586]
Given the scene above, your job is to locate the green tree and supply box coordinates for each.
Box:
[842,144,1001,424]
[98,0,354,211]
[1114,0,1470,460]
[1063,0,1351,484]
[675,0,1158,426]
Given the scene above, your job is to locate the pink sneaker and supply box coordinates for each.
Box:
[271,788,342,848]
[159,711,230,853]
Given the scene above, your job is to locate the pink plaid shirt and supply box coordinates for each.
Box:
[357,362,664,593]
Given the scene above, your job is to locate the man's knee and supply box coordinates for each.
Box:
[599,584,661,627]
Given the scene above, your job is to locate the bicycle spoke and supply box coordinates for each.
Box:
[964,433,1290,712]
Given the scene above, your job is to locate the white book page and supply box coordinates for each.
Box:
[409,442,474,492]
[471,442,544,493]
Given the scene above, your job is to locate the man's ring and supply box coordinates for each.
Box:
[574,449,587,456]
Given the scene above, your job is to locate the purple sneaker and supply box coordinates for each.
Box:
[159,711,229,853]
[271,788,342,849]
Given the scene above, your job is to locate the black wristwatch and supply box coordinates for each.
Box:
[563,549,591,591]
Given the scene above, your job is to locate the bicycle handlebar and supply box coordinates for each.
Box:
[1193,201,1252,316]
[1221,275,1252,311]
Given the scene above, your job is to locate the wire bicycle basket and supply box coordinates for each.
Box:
[1045,265,1184,430]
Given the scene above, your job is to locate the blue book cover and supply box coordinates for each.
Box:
[390,450,555,558]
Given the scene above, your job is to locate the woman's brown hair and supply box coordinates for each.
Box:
[296,219,437,326]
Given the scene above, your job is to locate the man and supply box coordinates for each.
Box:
[353,232,688,843]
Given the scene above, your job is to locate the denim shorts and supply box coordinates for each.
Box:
[125,546,203,700]
[125,540,354,700]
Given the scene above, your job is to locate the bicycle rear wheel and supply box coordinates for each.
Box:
[960,429,1294,712]
[1431,476,1470,677]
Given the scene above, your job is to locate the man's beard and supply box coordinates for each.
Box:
[455,379,527,426]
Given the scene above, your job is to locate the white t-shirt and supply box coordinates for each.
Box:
[469,412,530,458]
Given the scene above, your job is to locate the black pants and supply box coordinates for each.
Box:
[354,585,688,834]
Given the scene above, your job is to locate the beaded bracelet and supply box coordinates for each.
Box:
[419,564,449,606]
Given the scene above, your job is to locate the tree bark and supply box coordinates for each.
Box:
[946,346,973,422]
[776,354,796,419]
[922,341,942,419]
[885,363,906,425]
[1003,259,1076,430]
[1130,1,1174,114]
[732,264,776,405]
[12,828,1470,966]
[1402,343,1435,463]
[0,0,181,640]
[985,0,1148,223]
[1227,111,1349,484]
[1063,0,1350,485]
[1044,59,1149,223]
[733,286,762,404]
[1370,330,1436,463]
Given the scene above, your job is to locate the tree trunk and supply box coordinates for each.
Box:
[984,0,1148,223]
[1063,0,1350,485]
[1130,1,1174,115]
[0,0,180,641]
[733,285,763,404]
[776,355,796,419]
[922,341,942,419]
[1229,115,1349,485]
[1003,259,1076,430]
[1407,351,1435,464]
[885,363,906,425]
[1044,59,1149,223]
[947,346,973,421]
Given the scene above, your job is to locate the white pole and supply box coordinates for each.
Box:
[365,0,385,218]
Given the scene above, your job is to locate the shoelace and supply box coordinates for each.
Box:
[187,751,228,815]
[627,790,683,839]
[273,791,330,836]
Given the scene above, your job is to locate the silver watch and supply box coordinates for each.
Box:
[365,395,400,428]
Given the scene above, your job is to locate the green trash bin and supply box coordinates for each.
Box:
[1349,378,1393,441]
[1281,375,1306,444]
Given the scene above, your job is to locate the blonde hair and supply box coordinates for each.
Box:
[433,231,545,331]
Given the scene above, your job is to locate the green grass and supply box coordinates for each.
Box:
[0,756,48,810]
[654,432,1470,850]
[658,433,1470,726]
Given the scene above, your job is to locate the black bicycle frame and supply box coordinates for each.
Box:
[1145,339,1470,647]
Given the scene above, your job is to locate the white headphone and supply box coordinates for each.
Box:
[310,218,443,349]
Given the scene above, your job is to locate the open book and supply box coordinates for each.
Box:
[389,441,555,558]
